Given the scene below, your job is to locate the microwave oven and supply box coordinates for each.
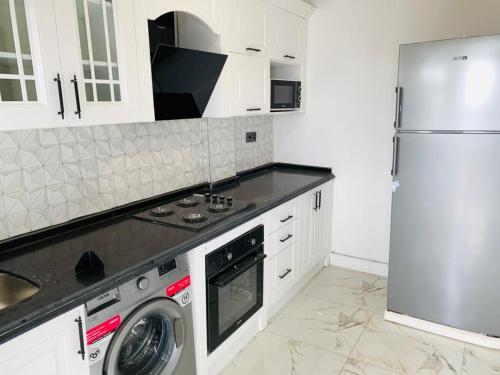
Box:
[270,80,301,111]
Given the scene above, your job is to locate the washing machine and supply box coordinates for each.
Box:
[84,254,196,375]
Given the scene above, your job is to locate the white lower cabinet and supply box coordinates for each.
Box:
[270,242,297,299]
[265,180,334,317]
[0,306,89,375]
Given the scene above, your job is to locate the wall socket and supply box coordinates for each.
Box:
[246,131,257,143]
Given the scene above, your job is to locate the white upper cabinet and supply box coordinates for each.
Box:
[270,7,305,64]
[0,0,66,130]
[229,0,271,57]
[0,0,141,131]
[54,0,141,126]
[227,53,270,116]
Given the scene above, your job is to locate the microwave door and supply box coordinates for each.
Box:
[271,81,295,110]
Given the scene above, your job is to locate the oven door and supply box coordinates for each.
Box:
[206,250,266,353]
[271,80,297,110]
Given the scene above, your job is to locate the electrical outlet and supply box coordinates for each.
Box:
[246,132,257,143]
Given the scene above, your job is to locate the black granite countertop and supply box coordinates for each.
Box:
[0,163,334,344]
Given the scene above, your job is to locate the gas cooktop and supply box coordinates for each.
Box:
[133,193,253,231]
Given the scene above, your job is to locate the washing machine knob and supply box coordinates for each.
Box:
[137,276,150,291]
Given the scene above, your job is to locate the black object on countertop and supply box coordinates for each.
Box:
[75,251,105,286]
[0,163,334,344]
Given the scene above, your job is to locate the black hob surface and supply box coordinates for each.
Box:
[134,194,252,231]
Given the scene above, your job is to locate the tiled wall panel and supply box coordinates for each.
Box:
[0,116,273,239]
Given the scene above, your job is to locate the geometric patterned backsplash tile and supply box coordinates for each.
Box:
[0,115,273,240]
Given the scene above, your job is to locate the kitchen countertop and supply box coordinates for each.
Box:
[0,163,334,344]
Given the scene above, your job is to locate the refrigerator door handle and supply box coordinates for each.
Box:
[394,86,402,129]
[391,135,400,176]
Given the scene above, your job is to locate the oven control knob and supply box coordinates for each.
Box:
[226,252,233,261]
[137,276,150,291]
[249,238,257,246]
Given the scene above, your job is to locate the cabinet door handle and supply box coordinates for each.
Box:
[54,74,65,119]
[284,54,296,60]
[319,190,322,210]
[71,75,82,119]
[314,192,319,211]
[247,108,261,112]
[280,215,293,223]
[280,234,293,243]
[246,47,262,52]
[279,268,292,279]
[75,317,85,360]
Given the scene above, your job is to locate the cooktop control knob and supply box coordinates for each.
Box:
[204,193,211,202]
[137,276,150,291]
[227,197,233,206]
[219,195,225,204]
[212,194,218,204]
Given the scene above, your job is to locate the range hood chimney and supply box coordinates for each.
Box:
[148,16,227,121]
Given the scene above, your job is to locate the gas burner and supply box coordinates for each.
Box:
[207,203,231,213]
[150,206,175,217]
[182,213,208,224]
[176,197,200,208]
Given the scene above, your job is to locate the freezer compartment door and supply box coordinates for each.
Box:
[397,35,500,131]
[388,133,500,336]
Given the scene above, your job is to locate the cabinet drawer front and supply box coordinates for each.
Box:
[271,243,296,298]
[275,220,296,254]
[265,198,298,235]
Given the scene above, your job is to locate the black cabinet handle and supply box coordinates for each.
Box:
[71,75,82,119]
[246,47,262,52]
[54,74,64,119]
[391,136,400,176]
[247,108,261,112]
[314,191,319,211]
[284,55,296,60]
[280,234,293,243]
[280,215,293,223]
[279,268,292,279]
[75,317,85,360]
[319,190,322,210]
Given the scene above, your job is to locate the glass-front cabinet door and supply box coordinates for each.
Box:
[54,0,141,125]
[0,0,66,129]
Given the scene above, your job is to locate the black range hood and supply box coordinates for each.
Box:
[149,20,227,121]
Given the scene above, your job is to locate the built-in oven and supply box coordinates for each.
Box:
[271,79,301,111]
[205,225,265,353]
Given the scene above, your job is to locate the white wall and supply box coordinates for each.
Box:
[274,0,500,268]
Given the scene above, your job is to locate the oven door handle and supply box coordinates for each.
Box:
[212,254,267,288]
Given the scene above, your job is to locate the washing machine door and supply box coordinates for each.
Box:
[103,298,186,375]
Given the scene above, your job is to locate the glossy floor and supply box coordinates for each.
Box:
[220,266,500,375]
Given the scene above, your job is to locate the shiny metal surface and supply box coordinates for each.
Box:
[398,34,500,131]
[0,273,39,310]
[388,133,500,336]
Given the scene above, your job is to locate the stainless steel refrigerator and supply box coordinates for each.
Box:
[388,34,500,337]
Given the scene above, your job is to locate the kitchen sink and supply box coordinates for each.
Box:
[0,273,39,311]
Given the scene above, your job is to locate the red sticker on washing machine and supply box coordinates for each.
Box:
[86,315,121,345]
[166,275,191,297]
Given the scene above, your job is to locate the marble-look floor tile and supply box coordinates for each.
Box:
[268,294,371,356]
[462,344,500,374]
[350,311,464,374]
[302,266,387,311]
[220,331,347,375]
[341,358,401,375]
